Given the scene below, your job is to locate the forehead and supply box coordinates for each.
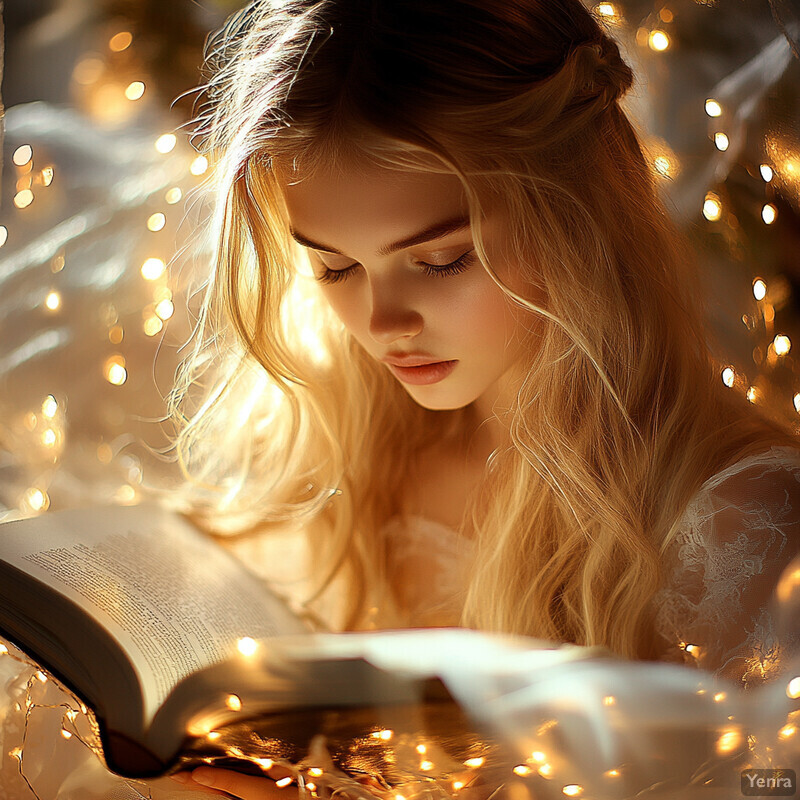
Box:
[274,156,469,242]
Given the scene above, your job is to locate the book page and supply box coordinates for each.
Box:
[0,504,307,725]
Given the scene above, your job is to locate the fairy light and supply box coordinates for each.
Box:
[720,368,735,388]
[702,193,722,221]
[747,386,759,403]
[716,728,741,754]
[165,187,182,204]
[255,757,274,769]
[653,155,672,177]
[779,724,797,739]
[125,81,146,101]
[36,671,47,683]
[45,291,61,311]
[774,335,791,355]
[109,31,133,52]
[513,765,531,776]
[147,212,166,232]
[225,694,242,711]
[9,747,22,761]
[73,57,104,85]
[464,757,484,768]
[603,695,616,706]
[109,325,124,344]
[0,644,7,655]
[237,637,258,656]
[530,751,546,763]
[115,484,137,504]
[41,167,54,187]
[276,777,293,788]
[191,156,209,175]
[714,132,729,151]
[605,769,620,777]
[155,134,177,154]
[42,429,57,447]
[0,226,7,248]
[753,279,767,301]
[648,30,670,51]
[420,760,433,771]
[762,203,777,224]
[42,395,58,418]
[154,299,174,322]
[61,729,73,739]
[595,3,617,17]
[452,781,465,791]
[13,145,33,166]
[103,355,127,386]
[52,254,65,272]
[714,692,726,702]
[308,768,323,777]
[659,7,674,22]
[24,487,48,512]
[14,189,34,209]
[704,99,722,117]
[562,786,583,797]
[140,257,166,280]
[538,763,553,778]
[760,164,774,181]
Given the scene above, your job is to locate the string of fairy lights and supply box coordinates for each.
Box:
[0,3,799,798]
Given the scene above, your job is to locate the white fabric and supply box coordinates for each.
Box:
[2,444,800,798]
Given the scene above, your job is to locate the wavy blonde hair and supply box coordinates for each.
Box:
[171,0,797,657]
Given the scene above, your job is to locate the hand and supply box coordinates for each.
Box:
[170,766,297,799]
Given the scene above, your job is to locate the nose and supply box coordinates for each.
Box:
[368,282,424,343]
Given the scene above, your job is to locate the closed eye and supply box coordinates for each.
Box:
[315,251,476,285]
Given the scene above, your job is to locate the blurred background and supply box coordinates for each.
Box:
[0,0,799,521]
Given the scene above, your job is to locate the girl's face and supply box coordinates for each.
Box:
[276,158,534,416]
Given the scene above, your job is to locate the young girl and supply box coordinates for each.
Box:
[169,0,800,794]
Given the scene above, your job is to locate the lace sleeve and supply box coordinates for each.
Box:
[653,446,800,689]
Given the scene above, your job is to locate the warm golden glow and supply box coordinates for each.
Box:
[648,30,670,51]
[603,695,616,706]
[787,677,800,699]
[746,386,759,404]
[595,3,617,17]
[416,744,427,754]
[714,132,729,151]
[605,769,620,777]
[165,187,182,204]
[14,189,34,209]
[125,81,146,101]
[779,724,797,739]
[41,167,54,186]
[109,31,133,52]
[452,781,465,791]
[373,729,393,740]
[13,145,33,166]
[97,443,113,463]
[52,254,65,272]
[24,487,48,512]
[653,155,672,177]
[704,99,722,117]
[207,731,221,741]
[155,134,178,154]
[191,155,210,175]
[721,366,735,386]
[225,694,242,711]
[762,203,777,224]
[141,257,166,280]
[144,316,163,337]
[760,164,774,182]
[420,760,434,771]
[109,325,124,344]
[275,777,293,788]
[513,765,531,776]
[0,226,7,248]
[538,763,553,778]
[774,334,791,355]
[702,193,722,221]
[45,291,61,311]
[104,355,127,386]
[42,395,58,418]
[155,299,174,320]
[753,279,767,300]
[464,757,485,768]
[237,637,258,656]
[61,729,72,739]
[562,786,583,797]
[530,751,546,763]
[147,212,166,232]
[255,757,274,769]
[73,57,104,85]
[42,429,57,447]
[308,767,323,777]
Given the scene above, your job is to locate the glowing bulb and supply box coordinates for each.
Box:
[531,751,546,763]
[606,769,620,777]
[191,155,209,175]
[716,729,741,754]
[648,30,670,51]
[714,692,726,702]
[104,355,127,386]
[420,760,433,771]
[416,744,427,754]
[787,677,800,699]
[26,488,47,511]
[453,781,465,790]
[603,695,616,705]
[237,637,258,656]
[36,670,47,682]
[125,81,145,101]
[14,189,34,209]
[225,694,242,711]
[762,203,777,224]
[760,164,774,182]
[155,134,177,154]
[0,226,7,248]
[10,747,22,761]
[378,729,393,740]
[45,291,61,311]
[109,31,133,52]
[513,765,531,776]
[794,394,800,413]
[464,758,484,768]
[147,212,166,232]
[42,429,57,447]
[562,786,583,797]
[140,257,166,280]
[61,729,73,739]
[144,316,164,337]
[774,334,791,355]
[0,644,7,655]
[714,132,729,151]
[275,777,293,788]
[747,386,758,403]
[595,3,617,17]
[13,145,33,166]
[308,768,323,777]
[704,99,722,117]
[538,763,553,778]
[109,325,124,344]
[779,724,796,739]
[165,187,182,204]
[753,279,767,300]
[703,194,722,221]
[654,155,671,176]
[42,395,58,418]
[41,166,54,186]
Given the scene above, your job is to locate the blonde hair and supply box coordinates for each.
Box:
[171,0,797,656]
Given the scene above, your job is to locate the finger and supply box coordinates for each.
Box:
[190,767,293,800]
[168,771,230,796]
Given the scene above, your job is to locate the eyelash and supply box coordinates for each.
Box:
[315,251,476,286]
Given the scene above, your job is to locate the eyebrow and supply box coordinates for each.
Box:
[290,214,471,257]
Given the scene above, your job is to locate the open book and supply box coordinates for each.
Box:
[0,504,605,780]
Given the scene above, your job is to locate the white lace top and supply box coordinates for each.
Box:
[383,445,800,690]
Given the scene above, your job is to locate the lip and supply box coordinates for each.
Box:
[387,360,458,386]
[381,352,446,367]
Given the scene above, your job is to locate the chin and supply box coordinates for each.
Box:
[402,386,474,411]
